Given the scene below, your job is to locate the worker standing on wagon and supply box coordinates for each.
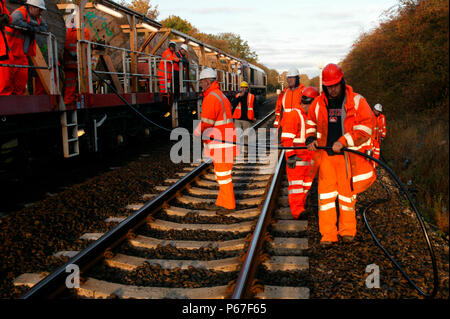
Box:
[194,68,238,210]
[0,0,47,95]
[0,0,11,61]
[273,68,304,128]
[306,63,376,245]
[157,41,180,94]
[281,86,319,219]
[372,103,386,160]
[173,43,188,96]
[63,13,90,105]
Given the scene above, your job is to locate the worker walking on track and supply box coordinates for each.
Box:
[173,43,188,96]
[0,0,47,95]
[306,63,376,245]
[157,41,180,94]
[372,103,386,161]
[232,81,255,162]
[0,0,11,61]
[274,68,305,128]
[281,86,319,219]
[63,13,90,105]
[194,68,238,211]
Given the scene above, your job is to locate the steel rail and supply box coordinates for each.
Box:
[21,110,275,299]
[232,149,285,299]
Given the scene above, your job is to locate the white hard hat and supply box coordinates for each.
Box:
[374,103,383,112]
[169,41,176,47]
[180,44,188,51]
[199,68,217,80]
[287,68,299,77]
[27,0,46,10]
[65,12,75,28]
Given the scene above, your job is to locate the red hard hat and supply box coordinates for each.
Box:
[302,86,319,99]
[322,63,344,86]
[301,86,319,104]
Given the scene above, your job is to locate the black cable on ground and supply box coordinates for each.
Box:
[93,70,439,298]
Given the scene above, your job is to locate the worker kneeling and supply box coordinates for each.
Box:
[306,64,376,245]
[194,68,238,210]
[281,86,319,219]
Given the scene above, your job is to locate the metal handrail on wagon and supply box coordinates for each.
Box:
[0,25,60,95]
[77,39,174,94]
[177,61,199,94]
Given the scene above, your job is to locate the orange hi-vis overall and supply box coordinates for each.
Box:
[0,0,11,60]
[63,27,90,104]
[273,84,304,128]
[306,85,376,242]
[0,6,40,95]
[157,47,180,93]
[280,105,313,218]
[194,81,238,209]
[372,113,386,161]
[232,92,255,120]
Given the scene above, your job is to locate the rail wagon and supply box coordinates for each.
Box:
[0,0,266,168]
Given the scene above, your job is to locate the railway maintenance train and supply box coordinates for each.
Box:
[0,0,267,171]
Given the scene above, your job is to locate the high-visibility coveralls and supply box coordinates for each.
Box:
[0,5,47,95]
[63,27,90,105]
[194,81,238,210]
[157,47,180,93]
[232,92,255,121]
[306,85,376,242]
[0,0,11,61]
[273,84,304,128]
[372,113,386,161]
[280,105,313,218]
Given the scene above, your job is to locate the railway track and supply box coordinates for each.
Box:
[16,110,311,299]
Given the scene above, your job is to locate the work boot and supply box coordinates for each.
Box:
[216,209,235,216]
[214,204,235,215]
[320,241,333,247]
[342,236,355,242]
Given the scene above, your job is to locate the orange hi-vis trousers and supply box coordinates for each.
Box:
[286,151,313,219]
[318,152,357,242]
[64,69,78,105]
[0,55,28,95]
[213,161,236,210]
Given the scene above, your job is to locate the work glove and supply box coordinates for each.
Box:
[0,14,10,27]
[287,155,301,169]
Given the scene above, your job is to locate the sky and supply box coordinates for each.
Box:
[153,0,400,78]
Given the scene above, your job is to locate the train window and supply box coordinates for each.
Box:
[251,69,255,84]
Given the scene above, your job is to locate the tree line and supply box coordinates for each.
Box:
[341,0,449,233]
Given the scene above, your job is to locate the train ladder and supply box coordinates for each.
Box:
[60,110,80,158]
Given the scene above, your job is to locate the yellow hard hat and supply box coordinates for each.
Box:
[240,81,249,88]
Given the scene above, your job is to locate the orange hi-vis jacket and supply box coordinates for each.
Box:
[64,27,90,69]
[281,106,309,159]
[157,47,180,86]
[374,113,386,142]
[4,6,40,57]
[306,85,376,193]
[232,92,255,120]
[274,84,305,128]
[194,81,238,163]
[173,49,186,72]
[0,0,12,60]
